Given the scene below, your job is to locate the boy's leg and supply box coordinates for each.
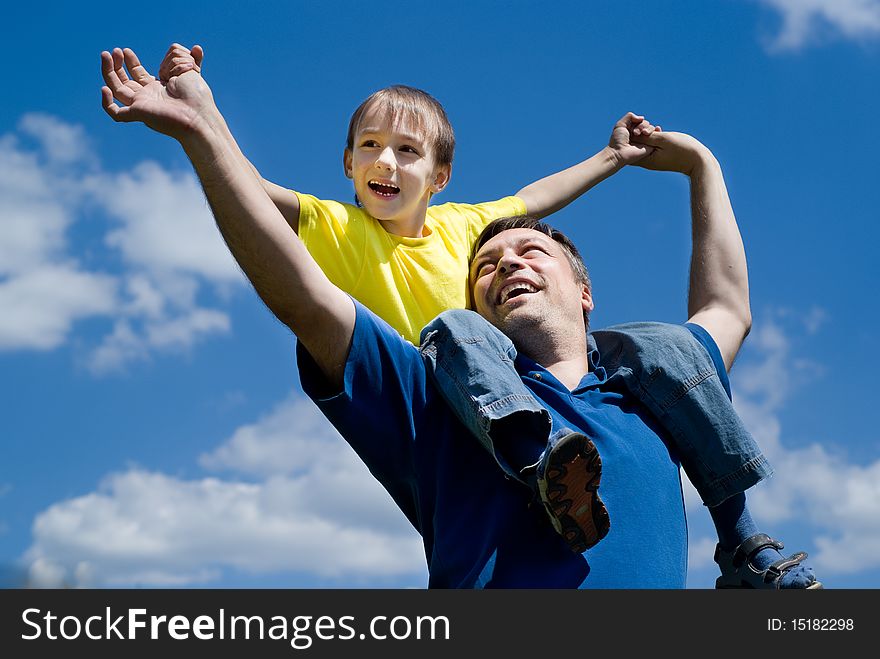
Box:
[419,309,551,483]
[710,493,822,589]
[593,323,820,581]
[419,309,609,552]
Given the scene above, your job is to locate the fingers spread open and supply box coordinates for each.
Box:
[101,51,136,104]
[111,48,132,84]
[101,86,132,122]
[123,47,155,85]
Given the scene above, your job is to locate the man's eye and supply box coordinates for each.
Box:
[477,263,495,276]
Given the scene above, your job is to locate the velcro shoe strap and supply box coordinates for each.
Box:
[763,552,808,584]
[733,533,785,568]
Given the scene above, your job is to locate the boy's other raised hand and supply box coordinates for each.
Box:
[101,46,214,140]
[159,43,204,83]
[608,112,659,166]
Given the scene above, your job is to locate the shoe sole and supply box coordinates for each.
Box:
[538,433,610,553]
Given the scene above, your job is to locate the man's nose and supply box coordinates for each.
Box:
[498,253,525,274]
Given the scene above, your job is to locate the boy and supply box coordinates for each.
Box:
[108,44,819,587]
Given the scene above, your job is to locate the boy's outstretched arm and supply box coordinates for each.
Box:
[634,131,751,371]
[515,112,657,219]
[158,43,302,233]
[101,46,353,386]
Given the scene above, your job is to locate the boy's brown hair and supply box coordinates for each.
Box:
[346,85,456,167]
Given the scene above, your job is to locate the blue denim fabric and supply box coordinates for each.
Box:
[419,309,773,507]
[419,312,552,482]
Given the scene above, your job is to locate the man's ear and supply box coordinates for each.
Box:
[431,163,451,193]
[581,286,594,315]
[343,149,353,178]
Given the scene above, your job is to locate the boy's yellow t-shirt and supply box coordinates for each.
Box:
[295,193,528,345]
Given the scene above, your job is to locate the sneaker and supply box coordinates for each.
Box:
[536,432,610,553]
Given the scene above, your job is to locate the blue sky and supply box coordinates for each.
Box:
[1,0,878,589]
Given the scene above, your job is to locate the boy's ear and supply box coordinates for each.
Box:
[343,149,353,178]
[431,163,451,193]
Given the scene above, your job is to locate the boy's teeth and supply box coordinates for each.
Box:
[368,180,400,196]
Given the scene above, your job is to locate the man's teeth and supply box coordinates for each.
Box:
[500,282,537,304]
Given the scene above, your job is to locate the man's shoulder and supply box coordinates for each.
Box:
[297,299,422,400]
[591,320,731,397]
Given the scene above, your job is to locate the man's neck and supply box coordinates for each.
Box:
[516,329,590,391]
[543,357,590,390]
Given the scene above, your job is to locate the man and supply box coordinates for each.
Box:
[100,45,819,588]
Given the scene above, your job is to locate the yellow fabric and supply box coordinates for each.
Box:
[296,193,527,344]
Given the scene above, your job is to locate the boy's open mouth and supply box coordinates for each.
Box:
[368,180,400,197]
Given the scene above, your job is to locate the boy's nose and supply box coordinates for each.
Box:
[375,147,396,171]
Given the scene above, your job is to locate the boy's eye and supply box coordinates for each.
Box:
[400,145,419,154]
[361,140,380,148]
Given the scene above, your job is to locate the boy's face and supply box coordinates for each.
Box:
[344,105,450,231]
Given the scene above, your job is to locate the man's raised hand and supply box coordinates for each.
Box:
[608,112,659,166]
[101,46,214,140]
[632,130,715,176]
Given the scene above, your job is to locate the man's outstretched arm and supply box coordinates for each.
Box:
[635,131,751,370]
[158,43,302,233]
[101,46,354,386]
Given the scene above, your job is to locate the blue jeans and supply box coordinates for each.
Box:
[419,309,772,507]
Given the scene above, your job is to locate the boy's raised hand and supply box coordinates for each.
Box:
[159,43,204,82]
[101,46,214,140]
[608,112,659,166]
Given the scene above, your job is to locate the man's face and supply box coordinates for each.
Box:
[469,228,593,338]
[343,104,450,227]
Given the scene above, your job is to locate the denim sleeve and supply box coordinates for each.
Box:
[296,300,430,529]
[684,322,732,400]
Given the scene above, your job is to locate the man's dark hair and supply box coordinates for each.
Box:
[471,216,591,288]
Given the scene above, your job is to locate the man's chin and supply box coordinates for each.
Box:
[493,309,543,338]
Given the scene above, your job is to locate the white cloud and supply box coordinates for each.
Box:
[756,0,880,50]
[200,397,346,478]
[0,114,246,370]
[0,265,117,350]
[24,394,425,588]
[91,161,242,283]
[0,120,116,352]
[18,113,96,167]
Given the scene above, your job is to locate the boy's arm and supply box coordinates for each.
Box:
[102,46,352,386]
[515,112,657,219]
[634,131,751,371]
[159,43,302,233]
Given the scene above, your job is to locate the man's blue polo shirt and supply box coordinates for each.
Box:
[297,302,729,588]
